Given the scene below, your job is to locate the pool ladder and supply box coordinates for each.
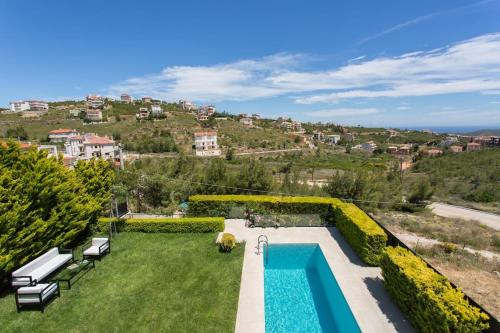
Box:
[257,235,269,265]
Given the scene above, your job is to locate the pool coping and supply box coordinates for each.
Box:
[228,219,415,333]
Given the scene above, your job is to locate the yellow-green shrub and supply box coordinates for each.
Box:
[97,217,224,233]
[220,233,236,252]
[188,195,340,222]
[332,201,387,265]
[381,246,489,333]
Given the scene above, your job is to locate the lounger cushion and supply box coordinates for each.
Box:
[17,283,58,304]
[12,253,72,286]
[83,243,109,256]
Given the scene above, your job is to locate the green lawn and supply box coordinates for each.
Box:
[0,233,244,332]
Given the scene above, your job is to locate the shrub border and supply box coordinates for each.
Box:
[97,217,224,233]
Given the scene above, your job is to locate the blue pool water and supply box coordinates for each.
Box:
[264,244,360,333]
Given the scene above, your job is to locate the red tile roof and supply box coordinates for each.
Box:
[84,135,114,145]
[194,131,217,137]
[49,128,75,134]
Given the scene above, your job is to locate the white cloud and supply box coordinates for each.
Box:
[397,106,411,110]
[303,108,380,117]
[482,90,500,95]
[107,33,500,105]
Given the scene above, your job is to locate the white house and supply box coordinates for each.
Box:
[86,95,104,109]
[85,109,103,122]
[37,145,58,157]
[193,130,221,156]
[179,100,196,111]
[9,100,49,112]
[48,129,79,143]
[65,134,120,161]
[151,104,162,115]
[313,131,324,142]
[240,117,253,126]
[325,134,341,145]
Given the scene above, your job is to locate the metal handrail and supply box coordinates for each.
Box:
[257,235,269,265]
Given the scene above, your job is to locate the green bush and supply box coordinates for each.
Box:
[188,195,340,222]
[332,201,387,265]
[0,142,99,280]
[220,233,236,252]
[381,247,489,333]
[97,217,224,233]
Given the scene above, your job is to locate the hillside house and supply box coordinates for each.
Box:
[441,136,458,146]
[240,117,253,126]
[86,95,104,109]
[423,148,443,157]
[85,109,103,122]
[466,142,481,152]
[9,100,49,112]
[37,145,58,157]
[356,141,377,153]
[48,129,79,143]
[449,145,463,153]
[65,134,122,166]
[179,100,196,111]
[325,134,341,145]
[120,94,133,103]
[313,131,324,142]
[387,144,411,155]
[252,114,260,120]
[142,96,152,103]
[136,107,150,119]
[193,130,221,156]
[151,104,162,115]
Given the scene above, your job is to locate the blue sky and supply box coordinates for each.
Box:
[2,0,500,127]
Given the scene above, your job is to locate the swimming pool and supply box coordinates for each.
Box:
[264,244,360,333]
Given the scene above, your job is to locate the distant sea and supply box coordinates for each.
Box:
[398,126,500,134]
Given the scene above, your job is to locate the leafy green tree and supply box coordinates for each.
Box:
[5,126,28,140]
[407,176,434,204]
[235,159,273,193]
[74,158,116,209]
[0,143,99,279]
[325,170,367,201]
[203,158,229,194]
[226,147,235,161]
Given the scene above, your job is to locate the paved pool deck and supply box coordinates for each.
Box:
[227,219,415,333]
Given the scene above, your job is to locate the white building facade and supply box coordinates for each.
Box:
[9,100,49,112]
[194,131,221,156]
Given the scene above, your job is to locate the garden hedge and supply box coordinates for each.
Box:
[381,246,489,333]
[332,201,387,265]
[188,195,341,221]
[188,195,387,265]
[97,217,224,233]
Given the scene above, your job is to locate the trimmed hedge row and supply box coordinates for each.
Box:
[332,201,387,265]
[188,195,341,220]
[188,195,387,265]
[381,246,489,333]
[97,217,224,233]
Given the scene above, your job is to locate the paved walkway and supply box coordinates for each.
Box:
[226,219,415,333]
[430,202,500,231]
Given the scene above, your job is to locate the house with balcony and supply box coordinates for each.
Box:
[86,95,104,109]
[64,134,122,167]
[193,130,221,156]
[142,96,152,103]
[312,131,324,142]
[120,94,133,103]
[9,100,49,112]
[48,129,79,143]
[85,109,103,122]
[179,100,196,111]
[136,107,150,119]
